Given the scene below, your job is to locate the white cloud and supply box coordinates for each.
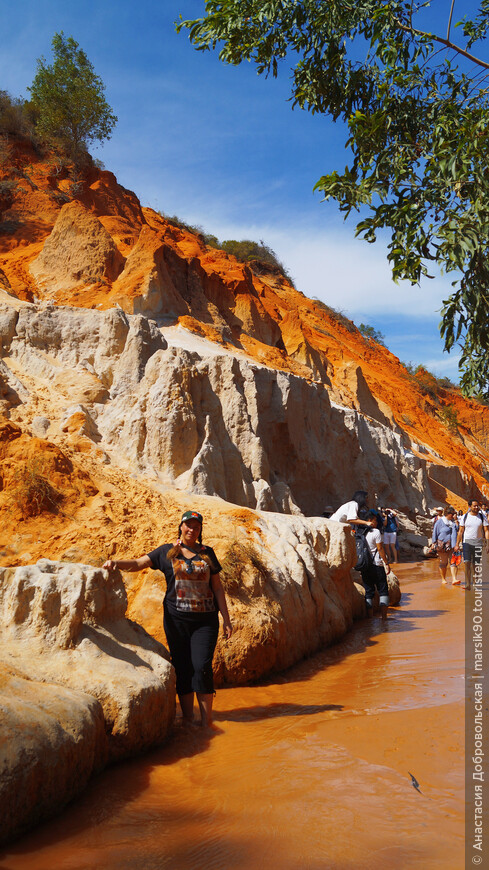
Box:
[422,354,462,376]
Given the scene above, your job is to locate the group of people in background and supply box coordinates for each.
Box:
[327,490,489,620]
[431,499,489,590]
[328,491,399,621]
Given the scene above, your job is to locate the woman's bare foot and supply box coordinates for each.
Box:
[197,693,214,728]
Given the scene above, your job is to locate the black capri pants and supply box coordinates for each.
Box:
[164,607,219,696]
[361,564,389,608]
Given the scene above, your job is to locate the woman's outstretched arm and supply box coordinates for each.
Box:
[103,555,153,572]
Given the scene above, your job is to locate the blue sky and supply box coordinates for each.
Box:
[2,0,481,379]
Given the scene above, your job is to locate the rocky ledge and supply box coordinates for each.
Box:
[0,514,401,845]
[0,560,175,845]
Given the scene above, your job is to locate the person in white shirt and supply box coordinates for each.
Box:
[330,490,373,528]
[455,500,489,591]
[361,511,391,620]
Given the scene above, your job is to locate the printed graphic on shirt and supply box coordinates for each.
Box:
[172,556,215,613]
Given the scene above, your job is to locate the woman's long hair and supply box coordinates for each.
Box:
[167,522,212,565]
[352,490,368,510]
[352,490,369,520]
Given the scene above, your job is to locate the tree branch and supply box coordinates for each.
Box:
[394,18,489,70]
[447,0,456,42]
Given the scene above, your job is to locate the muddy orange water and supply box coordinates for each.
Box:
[1,561,465,870]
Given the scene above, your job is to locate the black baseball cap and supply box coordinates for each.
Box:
[181,510,203,524]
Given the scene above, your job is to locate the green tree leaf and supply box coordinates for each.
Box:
[178,1,489,398]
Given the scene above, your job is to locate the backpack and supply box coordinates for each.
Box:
[462,511,485,525]
[354,527,373,572]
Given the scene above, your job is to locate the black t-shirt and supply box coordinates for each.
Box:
[147,543,222,618]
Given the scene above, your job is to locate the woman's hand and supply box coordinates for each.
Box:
[103,559,118,571]
[222,619,233,639]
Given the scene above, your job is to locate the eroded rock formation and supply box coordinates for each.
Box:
[0,560,175,844]
[0,137,487,842]
[30,201,125,293]
[0,301,440,522]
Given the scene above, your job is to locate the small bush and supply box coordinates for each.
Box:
[0,91,36,139]
[312,298,357,333]
[202,232,220,248]
[7,458,62,518]
[358,323,386,346]
[158,211,203,235]
[220,239,295,284]
[414,366,440,401]
[439,405,459,432]
[436,375,455,390]
[220,540,270,595]
[157,212,294,283]
[220,238,277,267]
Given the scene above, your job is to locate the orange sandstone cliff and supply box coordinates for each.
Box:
[1,137,486,536]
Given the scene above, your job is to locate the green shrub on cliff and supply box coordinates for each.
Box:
[0,91,36,140]
[220,239,295,284]
[358,323,386,347]
[159,211,295,284]
[439,405,459,432]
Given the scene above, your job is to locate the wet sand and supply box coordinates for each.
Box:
[1,560,465,869]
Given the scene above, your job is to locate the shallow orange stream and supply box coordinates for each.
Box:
[1,561,465,870]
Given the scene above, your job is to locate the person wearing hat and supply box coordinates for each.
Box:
[103,509,232,728]
[429,507,444,544]
[432,506,458,584]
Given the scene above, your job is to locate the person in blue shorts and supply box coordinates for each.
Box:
[382,508,398,563]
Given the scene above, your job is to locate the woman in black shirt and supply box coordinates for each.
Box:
[103,510,232,728]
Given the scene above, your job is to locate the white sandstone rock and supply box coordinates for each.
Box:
[0,560,175,758]
[0,301,438,518]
